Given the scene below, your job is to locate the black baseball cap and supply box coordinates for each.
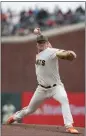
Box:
[37,35,48,43]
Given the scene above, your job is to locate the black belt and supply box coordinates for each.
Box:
[38,84,57,89]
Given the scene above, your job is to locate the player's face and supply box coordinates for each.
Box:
[36,42,52,50]
[36,42,47,50]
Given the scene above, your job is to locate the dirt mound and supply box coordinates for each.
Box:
[2,123,85,136]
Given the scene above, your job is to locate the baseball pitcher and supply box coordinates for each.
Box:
[6,28,78,134]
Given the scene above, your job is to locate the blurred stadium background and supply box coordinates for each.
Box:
[1,2,85,127]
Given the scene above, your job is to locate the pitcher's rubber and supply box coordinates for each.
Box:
[2,123,85,136]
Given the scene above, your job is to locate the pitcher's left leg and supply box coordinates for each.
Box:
[52,85,78,133]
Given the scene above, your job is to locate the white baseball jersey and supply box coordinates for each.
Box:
[35,47,63,86]
[14,47,73,127]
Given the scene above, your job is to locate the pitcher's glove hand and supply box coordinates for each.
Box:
[67,51,77,61]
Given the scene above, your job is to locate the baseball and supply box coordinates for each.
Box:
[34,28,39,34]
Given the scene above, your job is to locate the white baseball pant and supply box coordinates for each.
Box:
[14,84,73,127]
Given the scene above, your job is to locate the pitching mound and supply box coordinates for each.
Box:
[2,123,85,136]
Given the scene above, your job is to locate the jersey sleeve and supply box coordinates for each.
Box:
[49,48,65,59]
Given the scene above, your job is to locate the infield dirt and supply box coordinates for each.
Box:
[2,123,85,136]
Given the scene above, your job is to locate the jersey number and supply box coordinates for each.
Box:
[36,60,45,66]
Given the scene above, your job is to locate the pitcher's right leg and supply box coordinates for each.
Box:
[6,86,47,124]
[52,85,79,134]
